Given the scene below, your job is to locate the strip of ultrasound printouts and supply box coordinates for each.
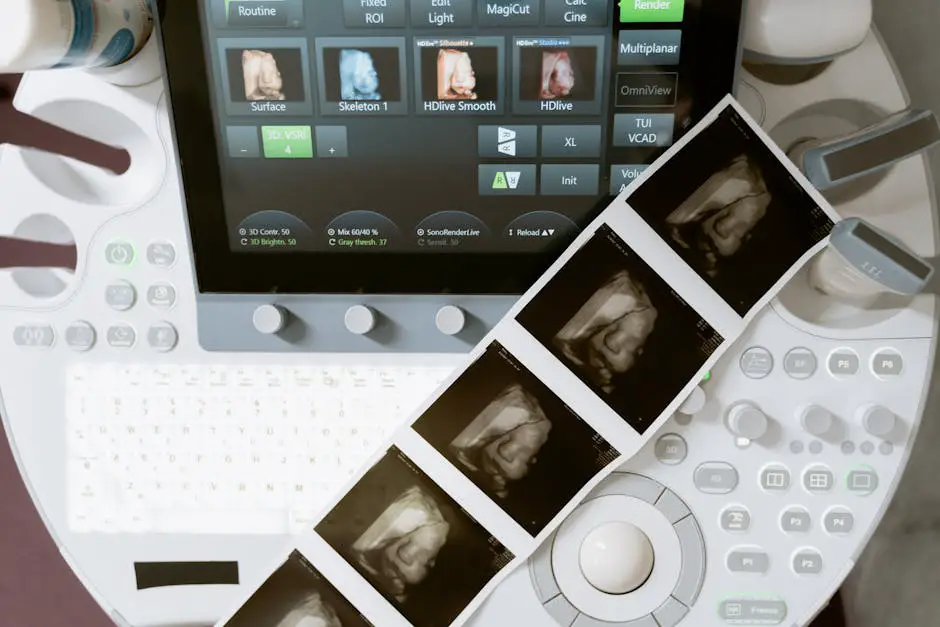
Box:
[214,96,841,627]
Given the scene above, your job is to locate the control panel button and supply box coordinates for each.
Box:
[739,346,773,379]
[106,324,136,348]
[694,462,738,494]
[672,516,706,606]
[146,241,177,268]
[871,349,903,376]
[147,283,177,309]
[802,465,834,493]
[823,508,855,534]
[65,322,96,352]
[784,347,817,379]
[780,507,811,533]
[654,433,687,464]
[759,465,791,492]
[655,489,690,524]
[13,324,55,348]
[653,597,689,627]
[105,241,135,266]
[858,404,897,438]
[798,404,834,437]
[344,305,376,335]
[719,599,787,624]
[792,549,823,575]
[727,549,769,573]
[105,281,137,311]
[720,506,751,532]
[252,304,288,335]
[677,385,706,415]
[847,466,879,495]
[828,349,860,376]
[147,323,179,352]
[435,305,466,336]
[726,403,769,440]
[545,596,578,626]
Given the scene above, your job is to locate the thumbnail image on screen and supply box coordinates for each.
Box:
[519,47,597,102]
[226,47,305,103]
[323,47,403,102]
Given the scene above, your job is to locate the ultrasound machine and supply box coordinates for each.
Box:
[2,0,940,626]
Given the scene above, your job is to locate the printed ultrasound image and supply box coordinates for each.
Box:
[519,46,597,101]
[413,342,620,535]
[227,48,305,102]
[223,550,372,627]
[627,105,836,316]
[322,47,402,102]
[517,225,724,434]
[420,46,499,101]
[316,448,513,627]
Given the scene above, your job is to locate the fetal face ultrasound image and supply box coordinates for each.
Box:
[315,447,514,627]
[517,225,724,435]
[227,48,305,102]
[519,47,597,101]
[627,105,836,317]
[421,46,499,101]
[413,342,620,535]
[223,550,372,627]
[322,47,402,102]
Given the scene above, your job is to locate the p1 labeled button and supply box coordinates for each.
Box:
[540,164,599,196]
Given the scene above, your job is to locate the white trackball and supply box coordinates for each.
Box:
[579,521,655,595]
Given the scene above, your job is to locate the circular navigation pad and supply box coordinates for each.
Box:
[552,494,681,622]
[579,521,654,594]
[529,473,704,627]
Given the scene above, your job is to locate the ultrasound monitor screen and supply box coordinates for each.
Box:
[161,0,745,293]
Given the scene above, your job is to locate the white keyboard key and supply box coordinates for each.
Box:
[66,362,453,534]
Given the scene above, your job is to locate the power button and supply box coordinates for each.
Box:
[105,241,135,266]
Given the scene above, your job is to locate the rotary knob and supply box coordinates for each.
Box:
[435,305,466,336]
[725,402,769,440]
[798,404,834,437]
[345,305,377,335]
[252,304,288,335]
[858,404,897,438]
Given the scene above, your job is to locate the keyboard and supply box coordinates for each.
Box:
[66,364,454,534]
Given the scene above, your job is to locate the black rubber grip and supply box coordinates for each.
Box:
[134,562,240,589]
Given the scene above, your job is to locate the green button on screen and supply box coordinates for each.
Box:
[261,126,314,159]
[619,0,686,23]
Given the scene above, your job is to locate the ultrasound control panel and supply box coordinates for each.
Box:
[160,0,746,352]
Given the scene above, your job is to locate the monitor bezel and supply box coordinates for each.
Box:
[158,0,747,295]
